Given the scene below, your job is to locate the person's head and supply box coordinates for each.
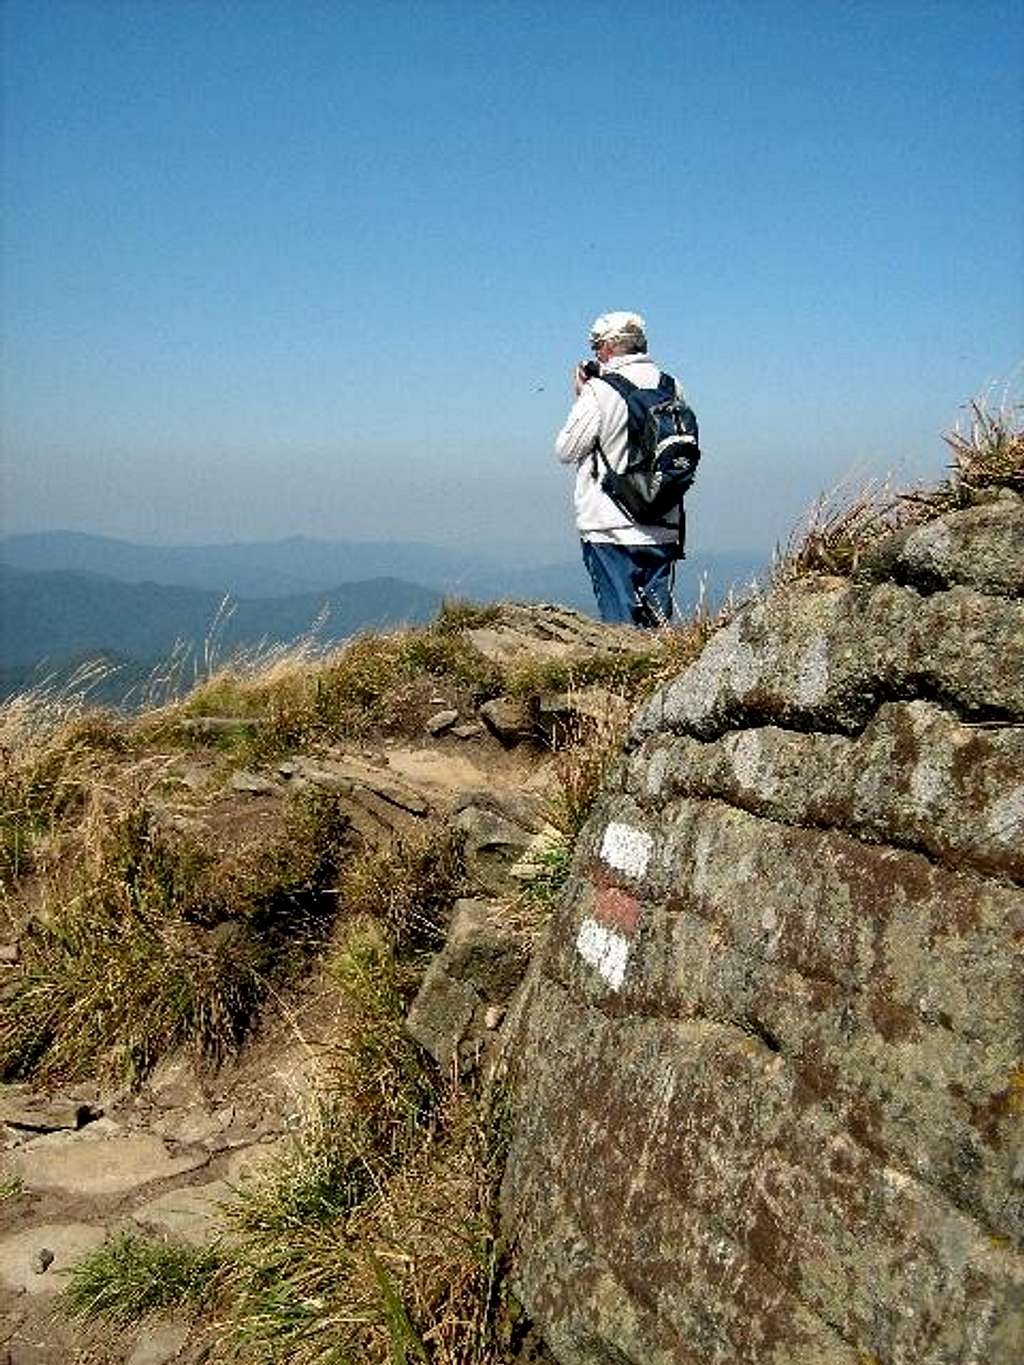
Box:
[588,311,648,361]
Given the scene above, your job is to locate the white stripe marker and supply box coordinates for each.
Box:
[576,916,630,991]
[600,822,653,880]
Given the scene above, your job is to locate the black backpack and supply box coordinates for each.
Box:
[591,371,700,529]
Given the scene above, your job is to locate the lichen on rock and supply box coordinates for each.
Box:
[500,494,1024,1364]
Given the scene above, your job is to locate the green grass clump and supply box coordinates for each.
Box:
[431,597,503,635]
[337,823,466,952]
[520,832,575,908]
[0,1173,24,1202]
[0,791,350,1086]
[167,618,502,761]
[62,1233,220,1326]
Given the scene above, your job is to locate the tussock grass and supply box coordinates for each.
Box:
[187,809,524,1363]
[61,1233,220,1326]
[773,478,910,582]
[210,911,515,1365]
[0,791,350,1085]
[337,824,466,953]
[518,831,575,909]
[944,382,1024,491]
[776,380,1024,584]
[547,702,628,838]
[161,618,502,760]
[432,598,503,635]
[0,684,127,884]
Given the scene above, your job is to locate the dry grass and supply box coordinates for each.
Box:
[546,697,629,837]
[775,379,1024,584]
[146,618,503,761]
[943,381,1024,490]
[0,790,351,1086]
[337,824,467,954]
[773,478,911,583]
[207,905,518,1365]
[0,681,128,884]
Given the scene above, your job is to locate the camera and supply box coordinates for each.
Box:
[579,359,601,380]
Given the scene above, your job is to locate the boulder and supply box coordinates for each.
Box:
[5,1125,209,1196]
[455,800,540,894]
[466,603,642,667]
[407,899,531,1071]
[479,696,534,746]
[500,496,1024,1364]
[425,708,459,735]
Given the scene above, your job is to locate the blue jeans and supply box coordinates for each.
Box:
[581,540,676,627]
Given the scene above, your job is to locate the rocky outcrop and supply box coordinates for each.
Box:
[500,494,1024,1364]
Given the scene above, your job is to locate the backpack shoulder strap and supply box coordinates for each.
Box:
[595,372,636,400]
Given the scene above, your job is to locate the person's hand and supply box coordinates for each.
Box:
[573,364,587,396]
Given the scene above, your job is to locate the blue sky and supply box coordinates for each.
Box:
[3,0,1022,563]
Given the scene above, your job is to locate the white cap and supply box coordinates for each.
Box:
[589,311,648,350]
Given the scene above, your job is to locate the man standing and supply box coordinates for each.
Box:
[555,311,698,626]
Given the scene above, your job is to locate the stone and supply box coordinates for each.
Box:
[133,1178,234,1246]
[126,1320,191,1365]
[407,900,530,1071]
[145,1055,205,1111]
[508,826,568,882]
[454,804,536,894]
[0,943,19,964]
[5,1129,209,1195]
[287,755,429,814]
[425,708,459,735]
[465,603,642,667]
[500,495,1024,1364]
[406,968,479,1072]
[222,1137,286,1183]
[857,494,1024,597]
[0,1087,100,1133]
[229,770,280,795]
[451,721,485,739]
[0,1223,107,1297]
[149,1104,228,1145]
[479,696,534,745]
[631,579,1024,743]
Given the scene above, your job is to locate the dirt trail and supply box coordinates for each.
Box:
[0,727,555,1365]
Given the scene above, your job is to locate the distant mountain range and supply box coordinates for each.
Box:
[0,565,444,702]
[0,532,769,703]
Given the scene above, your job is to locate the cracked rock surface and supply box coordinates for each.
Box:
[500,495,1024,1365]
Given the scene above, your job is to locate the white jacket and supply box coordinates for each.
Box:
[555,352,683,545]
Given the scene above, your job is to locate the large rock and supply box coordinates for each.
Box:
[407,899,531,1071]
[0,1222,108,1297]
[4,1123,209,1195]
[500,496,1024,1364]
[466,603,643,667]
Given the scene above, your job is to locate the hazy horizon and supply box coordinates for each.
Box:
[3,2,1021,563]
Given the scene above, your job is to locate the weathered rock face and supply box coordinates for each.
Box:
[501,493,1024,1364]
